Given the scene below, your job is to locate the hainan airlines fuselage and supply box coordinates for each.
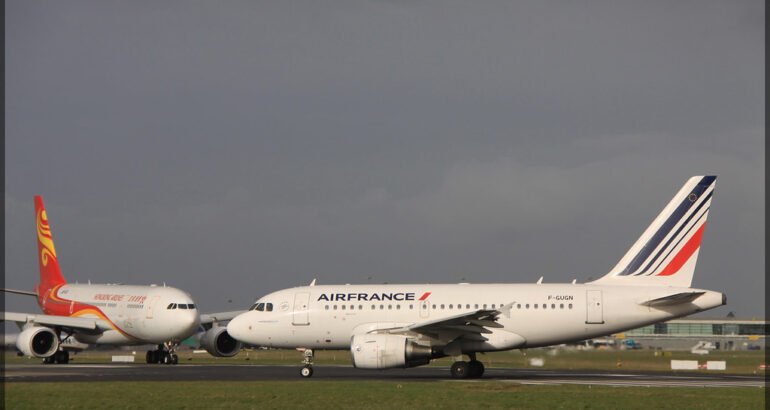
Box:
[37,283,199,345]
[228,283,724,351]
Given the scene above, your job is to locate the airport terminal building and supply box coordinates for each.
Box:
[613,318,767,351]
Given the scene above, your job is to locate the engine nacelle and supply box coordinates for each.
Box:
[350,334,432,369]
[16,327,59,358]
[200,326,242,357]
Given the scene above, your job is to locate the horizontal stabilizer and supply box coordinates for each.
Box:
[1,288,37,297]
[641,292,705,307]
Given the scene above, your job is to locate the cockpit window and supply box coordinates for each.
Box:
[167,303,177,309]
[248,302,272,312]
[178,304,188,309]
[188,304,196,309]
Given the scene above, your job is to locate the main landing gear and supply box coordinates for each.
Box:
[146,343,179,365]
[450,353,485,379]
[299,348,314,378]
[43,350,70,364]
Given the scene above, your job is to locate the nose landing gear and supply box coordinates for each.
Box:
[299,348,314,378]
[145,342,179,365]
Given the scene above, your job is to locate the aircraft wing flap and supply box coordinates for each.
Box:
[1,311,100,330]
[642,292,706,307]
[445,324,492,334]
[407,309,504,342]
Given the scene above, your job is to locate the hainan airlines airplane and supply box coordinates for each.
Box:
[227,176,726,378]
[1,197,243,364]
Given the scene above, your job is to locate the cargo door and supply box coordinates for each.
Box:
[585,290,604,324]
[292,292,310,325]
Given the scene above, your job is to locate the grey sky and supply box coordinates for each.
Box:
[5,1,764,322]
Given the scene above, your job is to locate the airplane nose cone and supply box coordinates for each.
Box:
[226,313,250,343]
[176,310,200,341]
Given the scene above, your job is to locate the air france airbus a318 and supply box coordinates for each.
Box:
[1,197,243,364]
[227,176,726,378]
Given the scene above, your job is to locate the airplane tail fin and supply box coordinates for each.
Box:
[591,176,716,287]
[35,196,67,291]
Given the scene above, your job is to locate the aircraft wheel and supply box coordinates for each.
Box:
[171,354,179,365]
[55,351,69,364]
[300,366,314,378]
[469,360,484,378]
[450,361,470,379]
[146,351,154,364]
[43,355,55,364]
[162,352,172,364]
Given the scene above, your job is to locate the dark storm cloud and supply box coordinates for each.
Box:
[5,1,763,319]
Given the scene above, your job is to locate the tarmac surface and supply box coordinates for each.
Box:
[3,363,766,387]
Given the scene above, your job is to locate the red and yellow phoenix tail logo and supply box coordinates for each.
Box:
[35,196,66,291]
[37,208,57,266]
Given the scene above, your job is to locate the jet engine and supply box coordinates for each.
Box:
[200,326,242,357]
[16,326,59,358]
[350,334,432,369]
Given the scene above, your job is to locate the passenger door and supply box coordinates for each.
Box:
[146,296,161,319]
[585,290,604,324]
[292,292,310,325]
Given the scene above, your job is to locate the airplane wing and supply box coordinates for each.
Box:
[1,311,112,332]
[198,310,246,330]
[407,309,505,342]
[1,288,37,297]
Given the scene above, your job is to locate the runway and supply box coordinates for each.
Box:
[3,363,765,388]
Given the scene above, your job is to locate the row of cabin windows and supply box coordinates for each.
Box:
[323,303,574,311]
[249,302,274,312]
[167,303,196,310]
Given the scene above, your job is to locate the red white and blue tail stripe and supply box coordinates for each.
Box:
[593,176,716,287]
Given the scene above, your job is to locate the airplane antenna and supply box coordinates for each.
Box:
[571,279,577,284]
[309,278,317,286]
[536,277,543,284]
[88,280,91,285]
[163,282,166,287]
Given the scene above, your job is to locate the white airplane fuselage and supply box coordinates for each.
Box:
[228,283,725,351]
[36,283,200,345]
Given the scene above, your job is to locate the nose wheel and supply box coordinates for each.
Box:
[146,343,179,365]
[299,348,314,378]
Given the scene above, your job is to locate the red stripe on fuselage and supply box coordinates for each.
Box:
[656,222,706,276]
[419,292,431,300]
